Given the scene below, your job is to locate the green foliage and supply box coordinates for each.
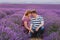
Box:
[48,22,59,35]
[2,32,9,40]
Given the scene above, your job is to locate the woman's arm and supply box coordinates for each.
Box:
[29,24,34,33]
[24,21,34,33]
[29,24,32,33]
[24,21,30,31]
[30,24,32,30]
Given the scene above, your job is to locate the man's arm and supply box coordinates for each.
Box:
[36,21,44,31]
[38,21,44,28]
[39,16,44,28]
[36,16,44,31]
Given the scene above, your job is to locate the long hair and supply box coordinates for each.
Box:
[22,10,32,20]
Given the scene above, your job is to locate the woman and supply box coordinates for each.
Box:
[22,10,33,34]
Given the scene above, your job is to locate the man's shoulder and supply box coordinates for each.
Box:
[38,15,43,18]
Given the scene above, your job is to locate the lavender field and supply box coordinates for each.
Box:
[0,4,60,40]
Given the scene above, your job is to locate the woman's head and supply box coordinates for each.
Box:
[25,10,32,17]
[22,10,32,20]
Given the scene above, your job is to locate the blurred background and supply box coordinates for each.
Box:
[0,0,60,40]
[0,0,60,4]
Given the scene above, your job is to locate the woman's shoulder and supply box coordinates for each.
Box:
[22,16,28,21]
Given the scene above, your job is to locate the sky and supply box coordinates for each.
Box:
[0,0,60,4]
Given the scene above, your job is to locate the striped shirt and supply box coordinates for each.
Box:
[31,15,44,29]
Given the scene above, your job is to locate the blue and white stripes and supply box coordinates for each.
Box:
[31,15,44,29]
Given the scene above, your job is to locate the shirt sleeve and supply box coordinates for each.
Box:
[23,18,28,22]
[39,16,44,22]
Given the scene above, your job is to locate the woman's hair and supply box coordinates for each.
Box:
[22,10,32,20]
[25,10,32,16]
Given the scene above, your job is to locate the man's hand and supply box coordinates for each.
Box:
[30,29,34,33]
[36,27,39,31]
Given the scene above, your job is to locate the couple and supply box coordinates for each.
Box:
[22,10,44,38]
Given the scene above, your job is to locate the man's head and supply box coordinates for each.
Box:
[31,10,37,17]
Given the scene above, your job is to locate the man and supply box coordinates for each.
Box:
[30,10,44,38]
